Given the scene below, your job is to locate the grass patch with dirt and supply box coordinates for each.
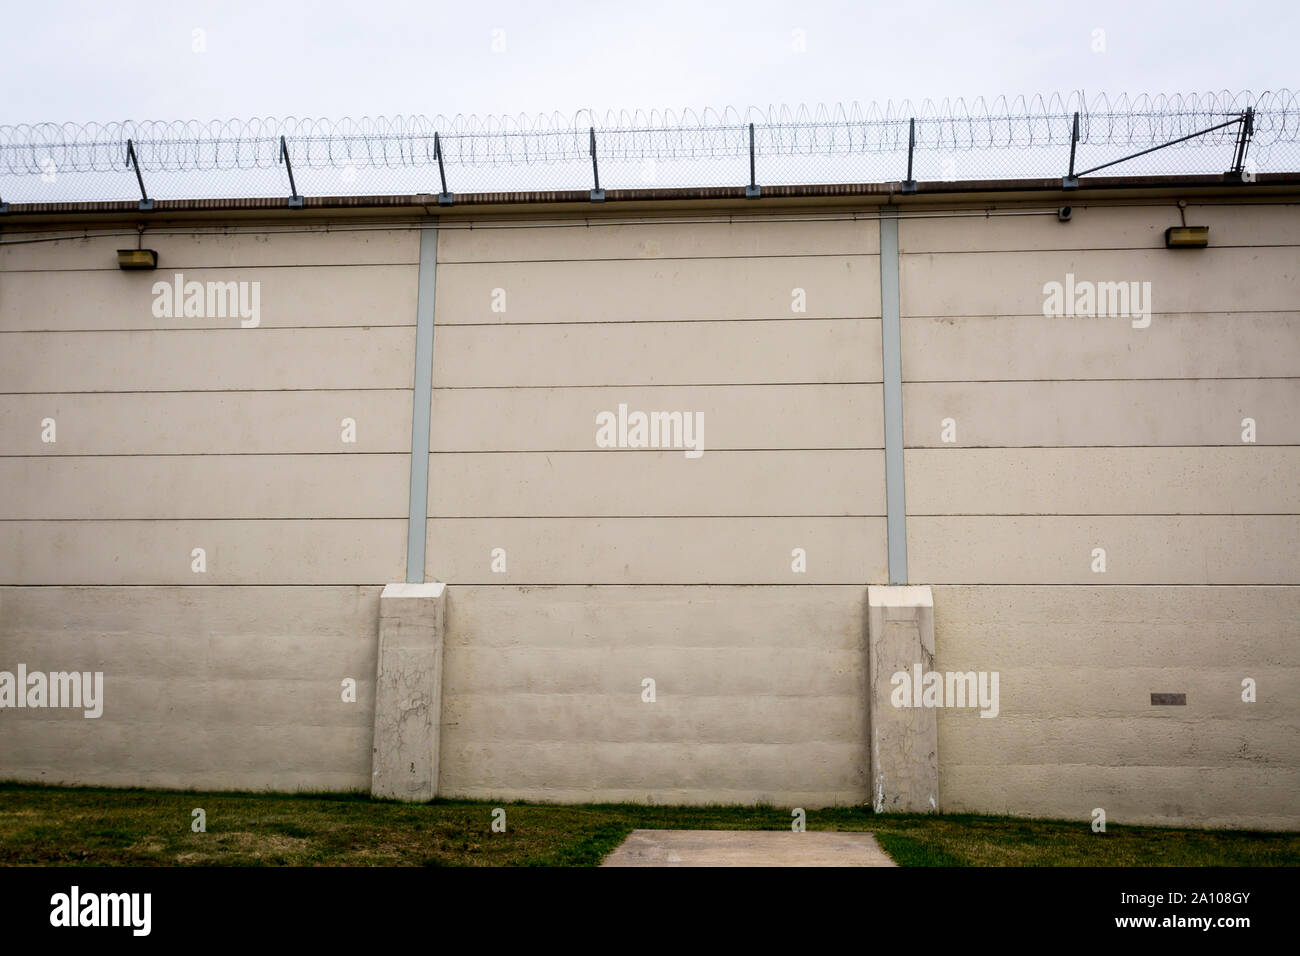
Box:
[1,781,1295,867]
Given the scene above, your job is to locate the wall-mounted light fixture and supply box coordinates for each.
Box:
[116,249,159,269]
[1165,226,1209,248]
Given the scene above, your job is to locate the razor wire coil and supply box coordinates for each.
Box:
[1,90,1296,202]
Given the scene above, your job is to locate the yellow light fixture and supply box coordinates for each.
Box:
[116,249,159,269]
[1164,226,1209,248]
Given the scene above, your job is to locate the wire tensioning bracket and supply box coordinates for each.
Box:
[1226,107,1256,181]
[1066,109,1254,187]
[279,136,304,208]
[125,139,154,211]
[434,132,453,205]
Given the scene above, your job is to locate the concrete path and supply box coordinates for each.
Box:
[601,829,896,867]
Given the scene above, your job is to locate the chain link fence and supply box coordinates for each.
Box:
[2,91,1298,205]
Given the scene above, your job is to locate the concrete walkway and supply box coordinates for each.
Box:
[601,830,897,867]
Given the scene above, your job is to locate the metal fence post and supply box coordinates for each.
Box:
[589,127,605,202]
[902,118,917,193]
[1063,112,1080,189]
[1229,108,1256,180]
[435,132,453,205]
[745,122,761,198]
[124,139,154,211]
[278,136,304,208]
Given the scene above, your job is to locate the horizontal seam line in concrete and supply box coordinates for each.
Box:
[437,252,880,264]
[903,376,1300,383]
[387,581,882,586]
[4,583,1297,588]
[3,582,882,587]
[3,452,413,458]
[445,692,864,697]
[0,517,409,522]
[0,449,882,457]
[1,327,418,335]
[904,447,1300,450]
[1,262,421,274]
[934,761,1290,767]
[428,382,884,390]
[3,515,890,521]
[0,582,864,588]
[900,244,1300,254]
[903,309,1300,317]
[891,581,1300,586]
[4,219,874,240]
[6,446,1292,453]
[2,517,410,522]
[0,325,417,334]
[433,316,879,326]
[0,322,874,335]
[0,388,414,395]
[2,448,887,455]
[434,317,885,325]
[423,514,887,518]
[425,448,887,453]
[425,449,885,454]
[17,447,1293,455]
[931,583,1300,588]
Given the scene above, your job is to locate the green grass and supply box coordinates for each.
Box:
[1,781,1295,867]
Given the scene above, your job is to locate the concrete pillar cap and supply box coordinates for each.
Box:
[867,585,933,607]
[380,582,446,599]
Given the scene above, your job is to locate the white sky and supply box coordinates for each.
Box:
[1,0,1295,125]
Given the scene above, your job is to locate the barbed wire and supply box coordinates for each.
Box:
[1,90,1296,203]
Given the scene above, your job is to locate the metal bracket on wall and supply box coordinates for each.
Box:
[1066,109,1255,188]
[901,118,917,193]
[588,127,605,202]
[279,136,304,208]
[1226,107,1256,181]
[745,123,761,198]
[434,132,453,205]
[124,139,154,211]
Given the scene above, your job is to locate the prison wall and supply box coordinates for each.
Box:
[0,201,1297,827]
[899,202,1300,829]
[0,226,418,789]
[427,218,886,804]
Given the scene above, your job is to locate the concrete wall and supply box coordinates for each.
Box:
[438,586,868,806]
[899,201,1300,830]
[0,225,413,790]
[2,200,1297,826]
[427,217,886,584]
[0,585,378,791]
[0,226,418,584]
[421,217,884,804]
[930,586,1298,830]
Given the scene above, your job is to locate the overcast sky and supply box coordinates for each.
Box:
[1,0,1294,124]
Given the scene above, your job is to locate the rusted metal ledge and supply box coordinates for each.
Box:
[2,172,1298,223]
